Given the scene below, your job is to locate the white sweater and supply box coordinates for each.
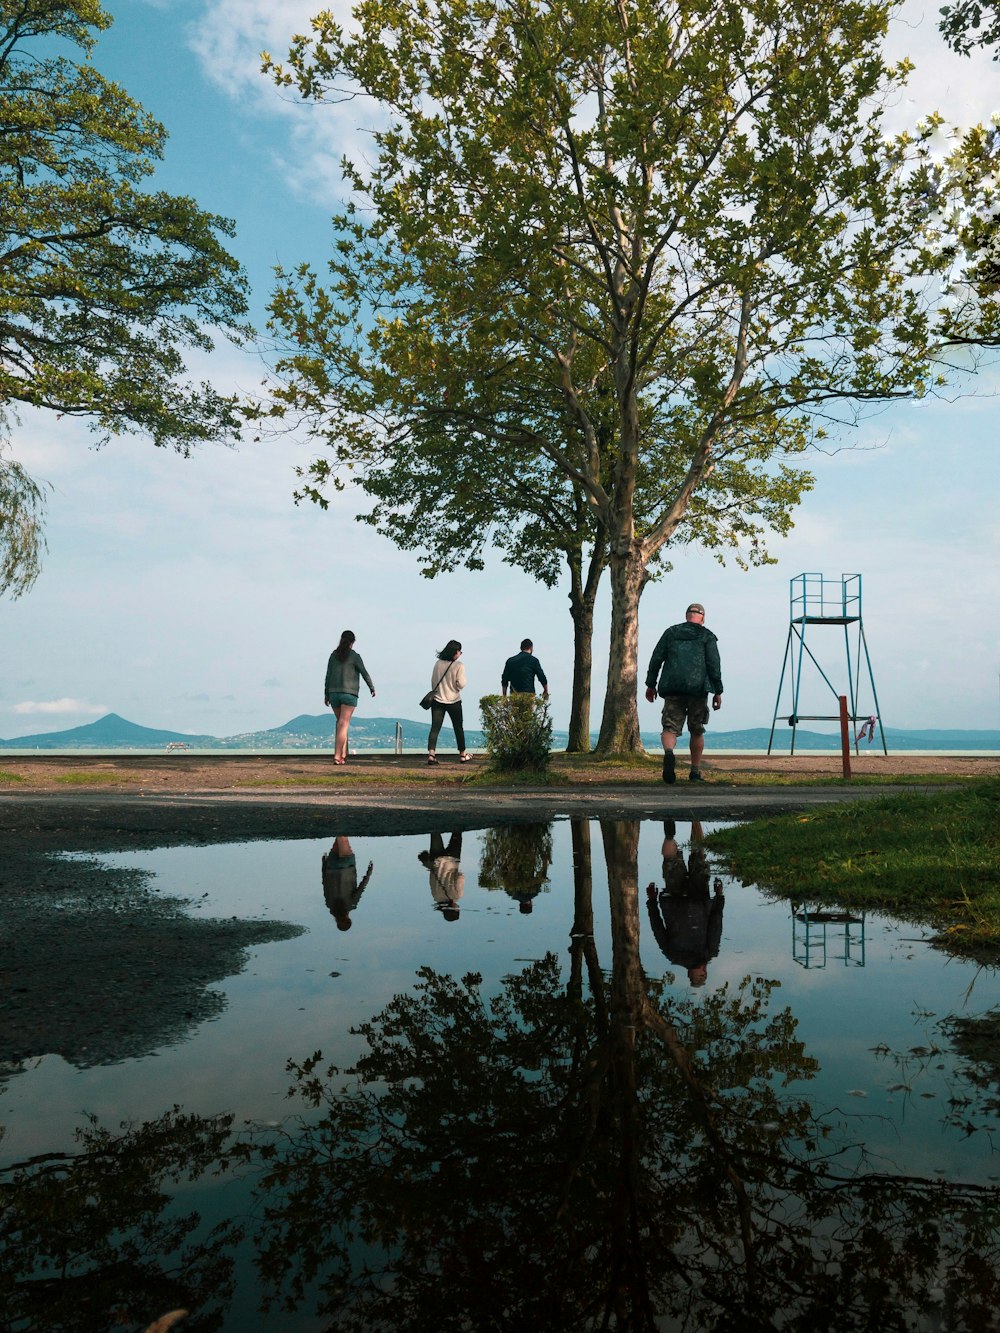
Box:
[431,657,467,704]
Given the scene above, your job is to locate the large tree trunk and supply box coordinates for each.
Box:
[565,538,606,754]
[595,542,647,757]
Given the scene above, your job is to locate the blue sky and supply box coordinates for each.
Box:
[2,0,998,741]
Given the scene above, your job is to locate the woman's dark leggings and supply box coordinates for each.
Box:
[428,700,465,752]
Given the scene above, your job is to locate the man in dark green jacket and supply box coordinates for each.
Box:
[644,602,723,784]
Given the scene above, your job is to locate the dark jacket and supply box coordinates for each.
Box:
[647,889,725,969]
[645,622,723,698]
[502,651,547,694]
[647,849,724,969]
[324,649,374,701]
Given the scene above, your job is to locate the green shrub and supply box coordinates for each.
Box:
[479,694,553,772]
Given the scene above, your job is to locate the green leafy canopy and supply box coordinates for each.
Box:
[258,0,1000,751]
[0,0,251,596]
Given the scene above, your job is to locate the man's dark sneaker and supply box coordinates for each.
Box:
[662,751,676,784]
[689,770,706,782]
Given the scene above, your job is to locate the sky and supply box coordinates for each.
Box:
[2,0,999,742]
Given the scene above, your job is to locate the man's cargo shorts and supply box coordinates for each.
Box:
[660,694,710,736]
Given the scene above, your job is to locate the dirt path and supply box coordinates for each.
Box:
[0,751,995,851]
[2,750,996,793]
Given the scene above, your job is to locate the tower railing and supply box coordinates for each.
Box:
[769,573,885,755]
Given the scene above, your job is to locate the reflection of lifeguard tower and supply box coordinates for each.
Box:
[792,904,866,969]
[768,573,885,755]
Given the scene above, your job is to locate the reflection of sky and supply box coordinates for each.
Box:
[3,820,999,1189]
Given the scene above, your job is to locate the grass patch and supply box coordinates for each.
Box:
[0,769,25,783]
[53,771,135,786]
[706,779,1000,950]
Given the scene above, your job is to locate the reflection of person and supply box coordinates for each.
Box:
[501,638,549,698]
[321,836,374,931]
[419,832,465,921]
[646,820,724,986]
[427,640,471,765]
[324,630,376,765]
[644,602,723,784]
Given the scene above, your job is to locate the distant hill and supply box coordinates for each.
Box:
[0,712,489,750]
[224,714,489,750]
[0,712,216,749]
[2,712,998,751]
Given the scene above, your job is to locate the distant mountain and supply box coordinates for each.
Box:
[0,712,488,750]
[2,712,998,751]
[224,714,489,750]
[0,712,216,749]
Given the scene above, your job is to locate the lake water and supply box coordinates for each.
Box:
[3,818,999,1331]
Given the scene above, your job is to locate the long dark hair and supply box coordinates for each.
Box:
[335,630,356,663]
[438,639,462,662]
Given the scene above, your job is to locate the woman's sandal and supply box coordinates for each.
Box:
[426,753,438,765]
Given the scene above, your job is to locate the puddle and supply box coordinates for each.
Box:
[2,818,999,1330]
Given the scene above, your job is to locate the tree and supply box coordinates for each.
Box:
[0,0,250,596]
[0,443,45,597]
[261,0,1000,753]
[287,352,808,750]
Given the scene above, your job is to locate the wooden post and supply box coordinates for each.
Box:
[838,695,852,780]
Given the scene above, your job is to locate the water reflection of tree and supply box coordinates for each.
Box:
[875,1002,1000,1141]
[944,1008,1000,1133]
[236,818,1000,1331]
[478,822,553,909]
[0,1109,240,1332]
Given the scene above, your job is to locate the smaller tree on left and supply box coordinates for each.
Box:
[0,0,250,596]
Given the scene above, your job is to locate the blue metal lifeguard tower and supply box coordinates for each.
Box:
[768,573,886,755]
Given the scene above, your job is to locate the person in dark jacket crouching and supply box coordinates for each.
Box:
[644,602,723,784]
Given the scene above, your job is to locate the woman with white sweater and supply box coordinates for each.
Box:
[426,639,471,764]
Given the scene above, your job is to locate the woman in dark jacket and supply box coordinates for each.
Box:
[324,630,375,764]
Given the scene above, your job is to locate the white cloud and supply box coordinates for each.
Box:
[189,0,325,104]
[190,0,388,209]
[13,698,108,716]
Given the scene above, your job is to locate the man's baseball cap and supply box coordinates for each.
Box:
[686,602,705,615]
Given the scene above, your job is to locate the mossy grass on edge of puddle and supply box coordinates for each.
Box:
[706,780,1000,951]
[53,771,138,786]
[0,769,25,783]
